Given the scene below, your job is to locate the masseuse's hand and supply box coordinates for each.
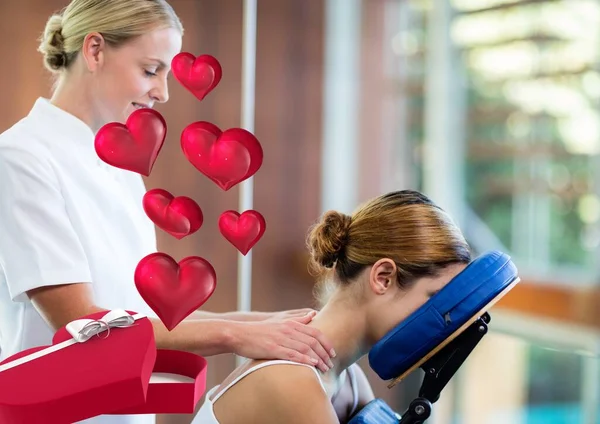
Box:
[231,311,335,373]
[264,308,317,322]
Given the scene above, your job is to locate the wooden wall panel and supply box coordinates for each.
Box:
[251,0,325,312]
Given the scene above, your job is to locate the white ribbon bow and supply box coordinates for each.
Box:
[66,309,138,343]
[0,309,146,374]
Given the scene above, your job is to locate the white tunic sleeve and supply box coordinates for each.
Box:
[0,147,92,302]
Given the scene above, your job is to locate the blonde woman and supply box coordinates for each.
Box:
[195,190,472,424]
[0,1,335,423]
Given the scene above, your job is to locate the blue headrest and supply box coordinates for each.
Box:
[368,250,519,381]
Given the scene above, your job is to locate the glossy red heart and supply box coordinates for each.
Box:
[135,253,217,331]
[95,108,167,176]
[171,53,222,101]
[181,121,263,191]
[218,210,266,255]
[143,188,203,240]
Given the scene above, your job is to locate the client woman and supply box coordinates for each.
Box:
[195,190,472,423]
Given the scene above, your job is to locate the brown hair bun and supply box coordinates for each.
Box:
[307,210,352,269]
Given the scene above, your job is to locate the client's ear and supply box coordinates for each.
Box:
[369,259,398,295]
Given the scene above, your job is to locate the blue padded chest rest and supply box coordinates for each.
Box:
[369,250,519,382]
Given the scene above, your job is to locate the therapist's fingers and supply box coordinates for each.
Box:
[277,345,330,372]
[285,308,317,319]
[280,336,333,373]
[288,310,317,323]
[276,346,322,369]
[267,308,317,322]
[284,320,336,367]
[233,319,335,371]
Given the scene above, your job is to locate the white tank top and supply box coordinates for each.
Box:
[194,360,359,424]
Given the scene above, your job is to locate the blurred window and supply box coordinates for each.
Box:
[383,0,600,284]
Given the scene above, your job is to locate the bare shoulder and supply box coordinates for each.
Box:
[252,364,340,423]
[213,362,339,424]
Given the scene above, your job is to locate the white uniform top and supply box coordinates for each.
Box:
[0,98,158,424]
[194,360,360,424]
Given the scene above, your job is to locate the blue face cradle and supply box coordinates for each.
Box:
[368,250,520,383]
[348,251,519,424]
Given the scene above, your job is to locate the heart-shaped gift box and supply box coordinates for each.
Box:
[0,310,156,424]
[0,310,209,422]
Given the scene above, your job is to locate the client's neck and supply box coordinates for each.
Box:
[308,293,370,377]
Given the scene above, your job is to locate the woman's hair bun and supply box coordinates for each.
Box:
[307,210,352,269]
[38,15,68,72]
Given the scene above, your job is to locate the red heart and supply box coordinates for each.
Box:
[0,311,155,423]
[143,188,203,239]
[181,121,263,191]
[171,53,222,101]
[135,253,217,331]
[95,108,167,176]
[218,210,266,255]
